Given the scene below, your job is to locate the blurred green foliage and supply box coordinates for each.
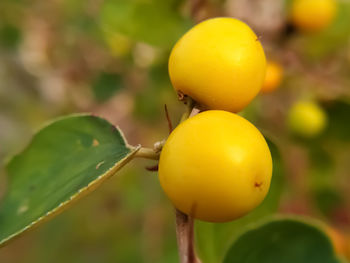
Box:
[92,72,123,102]
[100,0,192,48]
[323,101,350,142]
[0,24,21,50]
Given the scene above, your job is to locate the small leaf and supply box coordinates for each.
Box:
[0,114,139,247]
[223,218,340,263]
[196,138,285,263]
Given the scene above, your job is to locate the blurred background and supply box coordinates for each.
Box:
[0,0,350,262]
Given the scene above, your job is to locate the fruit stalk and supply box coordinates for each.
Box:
[175,209,201,263]
[176,98,200,263]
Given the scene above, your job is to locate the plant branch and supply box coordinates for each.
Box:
[164,104,173,134]
[134,139,166,161]
[134,147,160,160]
[189,0,206,20]
[176,98,200,263]
[175,209,201,263]
[138,96,199,262]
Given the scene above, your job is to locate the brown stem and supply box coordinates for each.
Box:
[134,147,160,160]
[164,104,173,134]
[175,209,201,263]
[175,97,200,263]
[190,0,205,19]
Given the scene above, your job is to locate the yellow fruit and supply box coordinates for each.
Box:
[261,61,284,93]
[291,0,337,32]
[158,110,272,222]
[288,101,327,137]
[346,235,350,260]
[325,226,347,256]
[169,18,266,113]
[103,31,132,57]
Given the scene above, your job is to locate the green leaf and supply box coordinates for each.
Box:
[0,114,139,247]
[100,0,192,48]
[196,138,285,263]
[223,217,339,263]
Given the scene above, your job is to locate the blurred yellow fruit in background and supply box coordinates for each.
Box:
[325,226,347,256]
[158,110,272,222]
[288,101,328,137]
[261,61,284,93]
[103,31,132,57]
[291,0,337,32]
[169,17,266,113]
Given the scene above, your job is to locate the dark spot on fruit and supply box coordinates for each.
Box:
[254,181,263,189]
[92,139,99,146]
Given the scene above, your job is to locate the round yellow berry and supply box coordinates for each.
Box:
[291,0,337,32]
[169,18,266,113]
[103,31,132,57]
[288,101,328,137]
[261,61,284,93]
[325,226,347,256]
[158,110,272,222]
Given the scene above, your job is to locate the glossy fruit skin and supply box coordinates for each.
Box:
[158,110,272,222]
[261,61,284,93]
[291,0,337,32]
[288,101,327,137]
[169,18,266,113]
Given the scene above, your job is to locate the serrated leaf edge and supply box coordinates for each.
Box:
[0,113,140,247]
[3,113,135,166]
[0,145,140,247]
